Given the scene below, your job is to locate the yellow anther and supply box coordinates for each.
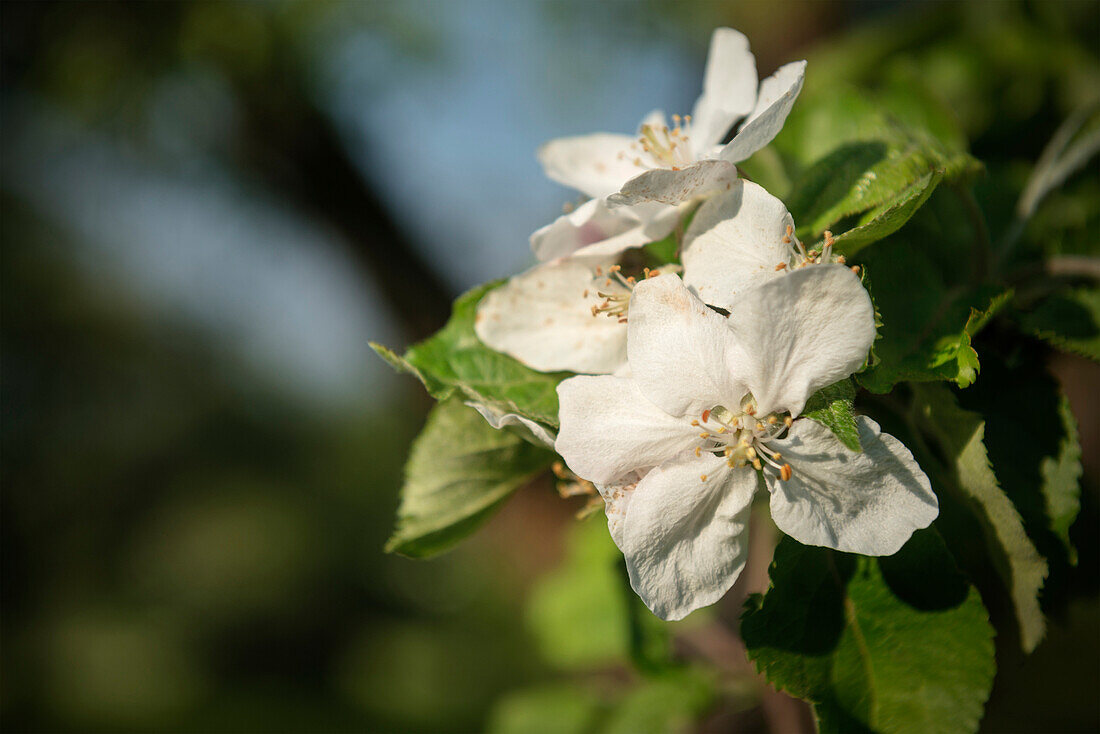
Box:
[700,474,708,482]
[836,255,846,264]
[751,459,763,471]
[694,446,702,457]
[851,265,861,275]
[690,419,699,426]
[723,447,733,456]
[780,464,793,481]
[775,262,787,271]
[767,415,778,425]
[784,416,794,427]
[746,446,757,460]
[699,432,710,439]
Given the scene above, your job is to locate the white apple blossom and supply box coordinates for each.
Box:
[539,27,806,208]
[681,179,848,310]
[475,198,685,375]
[554,271,938,620]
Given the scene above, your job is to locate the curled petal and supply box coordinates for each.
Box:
[475,260,626,374]
[627,274,747,418]
[726,264,875,417]
[608,159,740,207]
[719,60,806,164]
[531,199,682,263]
[766,417,938,555]
[555,375,697,485]
[466,402,556,448]
[682,181,795,310]
[621,454,757,620]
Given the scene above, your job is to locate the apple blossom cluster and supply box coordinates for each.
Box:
[473,28,939,620]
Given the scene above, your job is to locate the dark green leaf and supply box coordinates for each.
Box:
[854,190,1012,393]
[803,379,861,452]
[780,87,981,247]
[831,170,943,257]
[371,282,568,428]
[1016,287,1100,362]
[911,384,1048,652]
[386,398,553,558]
[742,530,995,734]
[1043,397,1083,564]
[956,349,1083,570]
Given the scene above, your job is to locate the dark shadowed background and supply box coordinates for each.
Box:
[2,1,1098,732]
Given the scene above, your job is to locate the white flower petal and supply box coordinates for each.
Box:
[466,401,557,448]
[682,181,795,310]
[627,274,747,418]
[766,416,938,555]
[719,60,806,164]
[726,264,875,417]
[555,375,697,485]
[690,27,758,149]
[538,133,642,199]
[596,470,646,548]
[475,260,627,374]
[608,159,740,207]
[531,199,681,263]
[621,454,756,620]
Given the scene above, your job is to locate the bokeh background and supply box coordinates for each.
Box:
[2,1,1098,732]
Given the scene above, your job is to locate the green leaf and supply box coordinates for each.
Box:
[803,379,861,452]
[1043,397,1083,564]
[386,398,553,558]
[526,519,633,670]
[911,384,1049,652]
[831,170,943,257]
[956,350,1084,570]
[527,518,676,673]
[371,282,568,428]
[780,87,981,248]
[854,190,1012,393]
[742,530,995,734]
[487,685,602,734]
[486,672,716,734]
[1016,287,1100,362]
[600,671,715,734]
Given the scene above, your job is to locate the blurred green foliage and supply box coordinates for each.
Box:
[2,0,1098,732]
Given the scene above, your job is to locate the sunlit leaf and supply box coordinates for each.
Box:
[803,379,861,452]
[742,530,995,734]
[386,398,553,558]
[372,282,568,428]
[912,385,1048,652]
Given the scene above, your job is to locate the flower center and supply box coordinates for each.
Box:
[618,115,695,171]
[587,264,669,323]
[773,227,859,275]
[690,397,795,482]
